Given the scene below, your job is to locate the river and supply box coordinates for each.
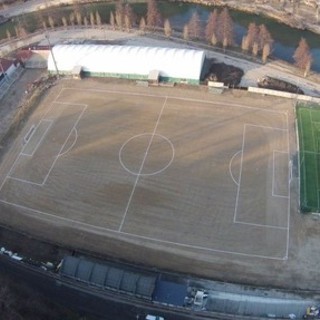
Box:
[1,1,320,71]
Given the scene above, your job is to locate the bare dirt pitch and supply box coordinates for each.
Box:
[0,79,311,289]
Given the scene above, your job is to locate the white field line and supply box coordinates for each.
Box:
[42,106,87,186]
[7,176,43,186]
[20,120,53,157]
[118,97,168,232]
[246,123,287,131]
[272,151,289,198]
[285,113,291,259]
[298,111,307,206]
[58,128,78,158]
[0,198,287,260]
[23,125,35,144]
[234,124,290,230]
[61,87,288,115]
[0,88,64,192]
[233,220,287,230]
[233,125,245,223]
[309,109,320,209]
[0,87,290,260]
[229,150,241,186]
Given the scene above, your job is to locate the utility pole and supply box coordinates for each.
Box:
[45,33,59,77]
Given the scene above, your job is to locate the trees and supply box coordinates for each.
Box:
[243,22,273,58]
[124,3,135,31]
[69,12,75,26]
[217,7,234,48]
[183,24,189,41]
[164,18,172,37]
[262,43,271,63]
[293,37,313,77]
[90,12,95,27]
[115,1,124,29]
[205,9,218,43]
[139,17,146,34]
[147,0,161,29]
[188,11,201,40]
[246,22,259,49]
[110,11,115,29]
[75,11,82,26]
[6,29,11,40]
[258,24,273,51]
[95,11,102,27]
[62,16,68,28]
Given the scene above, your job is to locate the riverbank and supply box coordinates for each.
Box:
[2,0,320,36]
[175,0,320,35]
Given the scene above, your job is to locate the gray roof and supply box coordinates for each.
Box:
[60,256,156,299]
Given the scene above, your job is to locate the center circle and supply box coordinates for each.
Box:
[119,133,175,176]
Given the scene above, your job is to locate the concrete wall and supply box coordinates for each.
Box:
[248,86,320,104]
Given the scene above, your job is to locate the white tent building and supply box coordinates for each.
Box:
[47,45,206,85]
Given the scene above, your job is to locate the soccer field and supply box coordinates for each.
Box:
[0,82,291,261]
[297,104,320,212]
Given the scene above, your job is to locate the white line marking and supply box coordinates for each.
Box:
[22,120,53,157]
[7,176,43,186]
[42,106,87,186]
[0,87,291,260]
[245,123,287,131]
[58,128,78,157]
[272,151,290,198]
[61,87,288,115]
[118,97,168,232]
[23,125,35,144]
[233,125,245,223]
[0,198,287,260]
[54,101,88,106]
[119,133,175,176]
[234,124,290,229]
[309,109,320,209]
[285,110,291,259]
[234,220,287,230]
[229,150,241,186]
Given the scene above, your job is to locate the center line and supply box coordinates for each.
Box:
[118,96,168,232]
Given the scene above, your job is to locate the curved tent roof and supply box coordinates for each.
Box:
[48,45,205,81]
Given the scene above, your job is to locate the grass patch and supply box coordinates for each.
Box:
[297,104,320,212]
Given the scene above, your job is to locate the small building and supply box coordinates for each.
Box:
[0,58,16,81]
[48,45,205,85]
[71,65,83,79]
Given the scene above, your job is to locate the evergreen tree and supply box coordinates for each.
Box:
[124,3,135,30]
[90,12,95,27]
[262,43,271,63]
[205,9,218,43]
[62,16,68,28]
[147,0,161,29]
[246,22,259,49]
[293,37,313,77]
[110,11,115,29]
[188,11,201,40]
[96,11,102,26]
[164,18,172,37]
[217,8,234,47]
[139,17,146,34]
[115,1,124,29]
[183,24,189,41]
[258,24,273,51]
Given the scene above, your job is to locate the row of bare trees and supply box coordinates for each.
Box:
[3,0,314,76]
